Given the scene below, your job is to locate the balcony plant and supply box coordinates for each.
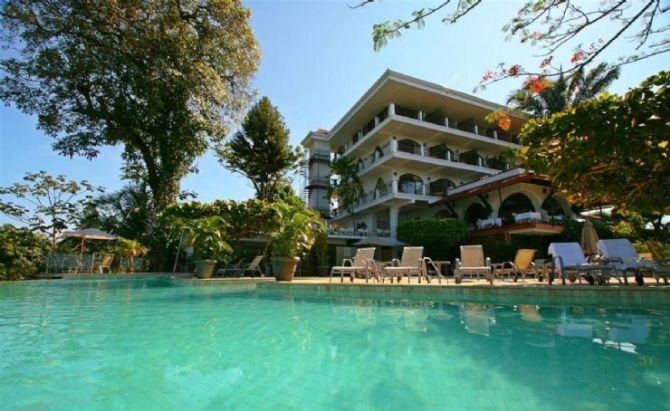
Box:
[269,201,325,281]
[178,216,232,278]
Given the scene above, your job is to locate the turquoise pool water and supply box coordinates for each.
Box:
[1,278,669,410]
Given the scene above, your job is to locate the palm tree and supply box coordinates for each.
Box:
[508,63,620,117]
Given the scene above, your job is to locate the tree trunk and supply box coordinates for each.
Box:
[146,176,179,271]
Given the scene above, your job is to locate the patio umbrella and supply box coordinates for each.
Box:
[580,220,599,257]
[62,228,118,255]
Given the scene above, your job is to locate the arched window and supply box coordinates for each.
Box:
[356,159,364,172]
[397,139,421,155]
[398,174,423,195]
[357,188,366,206]
[498,193,535,222]
[372,146,384,162]
[465,203,490,227]
[542,196,565,216]
[374,178,388,199]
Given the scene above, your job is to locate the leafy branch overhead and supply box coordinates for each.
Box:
[362,0,668,89]
[519,70,670,216]
[0,171,104,245]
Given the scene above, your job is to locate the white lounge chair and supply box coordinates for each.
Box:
[330,247,376,282]
[217,255,265,277]
[383,246,424,283]
[548,242,614,285]
[645,241,670,284]
[454,245,492,284]
[597,238,650,285]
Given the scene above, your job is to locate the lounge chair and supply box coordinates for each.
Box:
[597,238,651,285]
[382,246,424,283]
[492,249,537,282]
[454,245,492,284]
[330,247,376,282]
[97,254,114,274]
[645,241,670,284]
[548,242,615,285]
[217,255,265,277]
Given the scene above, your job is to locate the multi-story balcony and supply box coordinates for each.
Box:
[352,137,504,180]
[338,103,521,160]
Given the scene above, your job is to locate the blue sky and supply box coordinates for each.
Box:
[1,0,667,222]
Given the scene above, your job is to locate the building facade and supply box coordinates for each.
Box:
[301,70,571,244]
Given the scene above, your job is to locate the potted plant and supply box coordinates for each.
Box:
[269,202,325,281]
[116,238,149,273]
[179,216,232,278]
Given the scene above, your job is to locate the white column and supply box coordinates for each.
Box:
[390,138,398,153]
[418,111,423,122]
[375,116,380,127]
[388,103,395,116]
[493,129,498,140]
[474,125,479,135]
[420,144,426,157]
[389,206,400,239]
[444,117,449,128]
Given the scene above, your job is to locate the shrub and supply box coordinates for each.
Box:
[397,218,467,261]
[0,224,52,280]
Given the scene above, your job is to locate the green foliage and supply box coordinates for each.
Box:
[328,156,363,215]
[397,218,467,261]
[508,64,620,117]
[0,171,103,244]
[77,183,151,244]
[0,224,52,280]
[0,1,260,265]
[521,71,670,216]
[170,216,232,262]
[269,202,325,257]
[218,97,301,201]
[159,199,279,246]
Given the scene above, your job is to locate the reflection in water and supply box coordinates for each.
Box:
[459,303,496,336]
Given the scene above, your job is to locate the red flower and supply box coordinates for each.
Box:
[507,65,521,77]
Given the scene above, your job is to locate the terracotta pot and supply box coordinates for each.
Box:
[272,256,300,282]
[195,259,217,279]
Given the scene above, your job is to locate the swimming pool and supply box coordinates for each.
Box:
[1,278,669,410]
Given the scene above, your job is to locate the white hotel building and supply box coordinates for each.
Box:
[301,70,571,245]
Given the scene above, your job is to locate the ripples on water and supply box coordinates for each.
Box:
[1,278,669,410]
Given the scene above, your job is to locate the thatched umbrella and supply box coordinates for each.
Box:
[580,220,599,257]
[62,228,118,255]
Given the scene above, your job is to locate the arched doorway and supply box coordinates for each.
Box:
[372,146,384,162]
[374,178,388,199]
[465,203,490,228]
[398,174,423,194]
[498,193,535,223]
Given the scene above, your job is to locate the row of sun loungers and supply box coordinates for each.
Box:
[330,239,670,285]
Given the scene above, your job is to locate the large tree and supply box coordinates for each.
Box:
[508,63,620,117]
[359,0,668,89]
[0,1,260,244]
[0,171,104,245]
[520,71,670,217]
[218,97,301,200]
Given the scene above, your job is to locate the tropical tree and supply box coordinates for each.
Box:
[218,97,301,200]
[520,71,670,217]
[327,156,363,215]
[508,63,620,117]
[0,224,53,280]
[77,183,152,243]
[0,0,260,263]
[357,0,667,90]
[0,171,103,244]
